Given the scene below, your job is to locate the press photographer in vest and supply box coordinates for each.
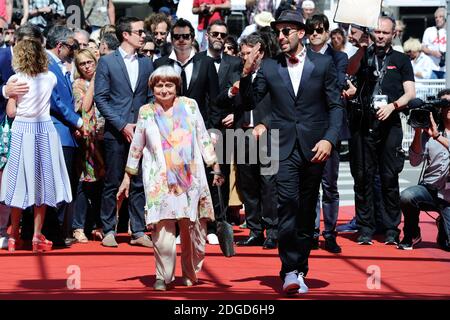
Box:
[398,89,450,251]
[347,16,415,245]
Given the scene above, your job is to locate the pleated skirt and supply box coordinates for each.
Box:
[0,116,72,209]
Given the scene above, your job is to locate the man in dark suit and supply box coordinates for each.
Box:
[95,17,154,248]
[199,19,242,244]
[307,14,349,254]
[239,10,344,295]
[45,25,85,247]
[222,33,279,249]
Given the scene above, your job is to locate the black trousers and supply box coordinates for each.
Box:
[236,137,278,239]
[277,144,324,279]
[100,138,146,238]
[349,124,405,237]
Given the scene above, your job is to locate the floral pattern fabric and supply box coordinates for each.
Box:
[125,97,217,225]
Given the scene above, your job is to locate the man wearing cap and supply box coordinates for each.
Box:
[239,9,344,295]
[238,11,275,44]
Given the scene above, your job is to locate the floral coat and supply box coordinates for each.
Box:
[125,97,217,225]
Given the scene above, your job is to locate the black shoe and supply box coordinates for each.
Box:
[384,234,400,245]
[263,238,278,249]
[357,234,373,245]
[397,234,422,250]
[52,237,72,248]
[311,237,319,250]
[236,235,265,246]
[324,236,342,253]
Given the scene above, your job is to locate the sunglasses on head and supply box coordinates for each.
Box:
[172,33,192,40]
[209,31,227,38]
[311,27,325,34]
[275,27,296,37]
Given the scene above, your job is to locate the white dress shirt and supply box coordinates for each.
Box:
[169,49,196,88]
[119,46,139,92]
[287,48,307,96]
[412,52,435,80]
[206,50,222,73]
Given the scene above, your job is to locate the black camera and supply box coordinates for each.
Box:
[440,52,446,67]
[407,97,450,129]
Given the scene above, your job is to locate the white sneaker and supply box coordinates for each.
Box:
[0,236,9,250]
[297,272,309,294]
[176,235,181,245]
[282,271,300,294]
[207,233,220,245]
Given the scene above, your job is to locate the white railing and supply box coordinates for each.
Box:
[401,79,446,152]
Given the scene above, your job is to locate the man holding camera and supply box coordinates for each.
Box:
[398,89,450,251]
[347,16,415,245]
[422,7,447,79]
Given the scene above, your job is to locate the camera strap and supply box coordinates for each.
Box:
[372,52,391,96]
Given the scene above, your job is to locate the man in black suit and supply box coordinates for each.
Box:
[307,14,349,254]
[223,33,279,249]
[199,19,242,244]
[239,10,344,295]
[95,17,154,248]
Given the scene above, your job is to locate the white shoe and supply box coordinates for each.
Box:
[297,273,309,294]
[0,236,8,250]
[176,235,181,245]
[282,271,300,294]
[207,233,220,245]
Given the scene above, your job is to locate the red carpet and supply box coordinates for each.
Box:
[0,206,449,300]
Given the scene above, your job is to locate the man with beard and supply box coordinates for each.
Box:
[200,19,241,244]
[347,16,415,245]
[239,10,344,295]
[145,13,172,60]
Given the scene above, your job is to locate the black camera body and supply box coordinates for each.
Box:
[440,52,446,68]
[407,97,450,129]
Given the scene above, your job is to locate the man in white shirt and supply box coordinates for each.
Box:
[422,7,447,79]
[404,37,435,80]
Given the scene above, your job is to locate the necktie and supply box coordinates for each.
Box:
[288,54,299,64]
[175,58,193,96]
[213,56,222,64]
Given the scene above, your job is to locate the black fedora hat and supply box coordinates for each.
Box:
[271,10,306,29]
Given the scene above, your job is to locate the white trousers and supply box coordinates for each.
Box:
[153,218,207,284]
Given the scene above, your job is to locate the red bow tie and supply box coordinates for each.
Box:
[288,54,299,64]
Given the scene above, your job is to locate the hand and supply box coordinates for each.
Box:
[311,140,332,163]
[39,6,52,14]
[242,42,262,76]
[222,114,234,128]
[252,124,267,140]
[122,123,136,143]
[424,112,439,138]
[230,81,240,96]
[117,174,131,201]
[342,80,357,99]
[376,103,395,121]
[213,173,225,186]
[5,78,30,98]
[74,129,82,139]
[432,50,442,58]
[208,4,216,13]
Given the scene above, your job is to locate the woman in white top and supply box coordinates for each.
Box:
[1,39,72,253]
[404,37,435,80]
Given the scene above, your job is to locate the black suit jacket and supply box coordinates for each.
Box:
[324,45,348,91]
[240,49,345,161]
[154,53,220,129]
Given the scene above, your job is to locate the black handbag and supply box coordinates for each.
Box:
[215,183,236,257]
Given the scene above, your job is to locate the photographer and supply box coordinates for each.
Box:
[398,89,450,251]
[347,16,415,245]
[192,0,230,51]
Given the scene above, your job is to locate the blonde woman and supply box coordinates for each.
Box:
[1,39,72,252]
[403,38,435,80]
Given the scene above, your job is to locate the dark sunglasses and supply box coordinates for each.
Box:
[141,49,155,54]
[130,29,146,36]
[62,42,78,51]
[209,31,227,38]
[275,27,296,37]
[311,27,325,34]
[0,28,3,33]
[172,33,192,40]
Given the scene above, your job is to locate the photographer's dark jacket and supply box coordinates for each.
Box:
[410,131,450,202]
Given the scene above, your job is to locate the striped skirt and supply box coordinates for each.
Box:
[0,116,72,209]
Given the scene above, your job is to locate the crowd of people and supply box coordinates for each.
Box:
[0,0,449,295]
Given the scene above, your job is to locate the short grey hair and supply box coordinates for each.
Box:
[46,25,75,49]
[148,65,181,92]
[74,28,90,42]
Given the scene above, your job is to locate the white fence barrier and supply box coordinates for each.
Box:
[401,79,446,152]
